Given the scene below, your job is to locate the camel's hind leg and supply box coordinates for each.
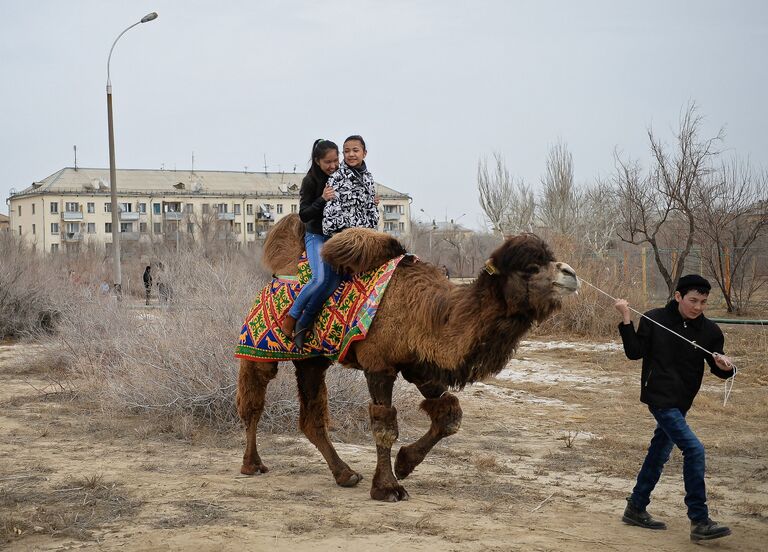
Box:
[236,359,278,475]
[365,369,408,502]
[394,371,462,480]
[294,358,363,487]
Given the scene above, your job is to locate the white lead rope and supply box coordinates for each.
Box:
[578,277,738,406]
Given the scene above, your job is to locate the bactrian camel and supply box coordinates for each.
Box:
[236,214,579,501]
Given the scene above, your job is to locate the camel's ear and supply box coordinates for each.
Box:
[323,228,407,274]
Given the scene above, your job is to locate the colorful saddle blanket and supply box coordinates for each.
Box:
[235,253,407,362]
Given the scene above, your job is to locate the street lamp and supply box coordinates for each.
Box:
[419,208,438,258]
[106,11,158,295]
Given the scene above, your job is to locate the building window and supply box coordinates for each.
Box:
[105,223,112,233]
[202,203,210,214]
[234,223,241,233]
[399,222,405,232]
[50,202,58,214]
[87,223,96,234]
[17,205,21,216]
[18,226,22,235]
[153,222,161,234]
[234,204,241,215]
[32,204,36,215]
[140,222,147,233]
[104,202,111,213]
[50,244,59,253]
[218,203,228,214]
[65,202,79,212]
[119,202,132,213]
[277,204,283,214]
[32,224,36,235]
[87,202,95,213]
[120,222,132,233]
[185,203,193,214]
[66,222,78,234]
[187,223,194,233]
[51,222,59,234]
[246,204,253,215]
[247,222,254,234]
[153,203,161,215]
[139,203,147,214]
[291,204,297,213]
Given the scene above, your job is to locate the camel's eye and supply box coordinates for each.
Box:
[523,264,540,275]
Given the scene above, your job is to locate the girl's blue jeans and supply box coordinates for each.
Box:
[288,231,342,327]
[630,406,708,522]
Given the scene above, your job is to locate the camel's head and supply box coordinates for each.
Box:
[484,233,579,322]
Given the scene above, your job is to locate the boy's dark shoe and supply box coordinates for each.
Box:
[622,498,667,530]
[292,321,313,351]
[690,518,731,541]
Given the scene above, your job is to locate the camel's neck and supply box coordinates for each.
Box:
[420,275,536,389]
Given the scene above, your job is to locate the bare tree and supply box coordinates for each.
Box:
[695,157,768,312]
[613,103,723,298]
[477,153,534,235]
[578,178,620,257]
[538,141,581,237]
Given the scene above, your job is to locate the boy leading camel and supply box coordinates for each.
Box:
[614,274,734,542]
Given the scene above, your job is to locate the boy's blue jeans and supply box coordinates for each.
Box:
[630,406,708,522]
[288,231,341,327]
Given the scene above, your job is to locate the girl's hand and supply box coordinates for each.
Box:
[322,185,335,201]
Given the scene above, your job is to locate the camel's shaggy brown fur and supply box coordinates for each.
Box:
[237,221,578,502]
[321,227,407,274]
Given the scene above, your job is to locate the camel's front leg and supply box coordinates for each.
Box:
[294,358,363,487]
[394,379,462,479]
[236,359,278,475]
[365,370,408,502]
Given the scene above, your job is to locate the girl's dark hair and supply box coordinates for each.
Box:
[344,135,366,151]
[310,139,338,165]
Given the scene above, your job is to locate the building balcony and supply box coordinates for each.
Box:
[163,211,183,221]
[383,211,401,221]
[217,212,236,221]
[256,212,273,221]
[120,232,141,241]
[62,211,83,221]
[62,232,83,242]
[120,211,140,221]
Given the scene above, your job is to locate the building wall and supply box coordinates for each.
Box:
[8,192,411,254]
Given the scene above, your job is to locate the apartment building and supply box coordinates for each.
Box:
[7,167,412,254]
[0,213,9,233]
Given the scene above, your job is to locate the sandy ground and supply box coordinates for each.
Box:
[1,332,767,551]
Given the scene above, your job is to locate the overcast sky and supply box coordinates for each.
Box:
[2,1,766,229]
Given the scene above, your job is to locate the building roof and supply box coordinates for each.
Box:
[10,167,410,200]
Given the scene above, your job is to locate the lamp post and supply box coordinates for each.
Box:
[106,11,158,295]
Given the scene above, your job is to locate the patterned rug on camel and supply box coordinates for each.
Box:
[235,253,407,362]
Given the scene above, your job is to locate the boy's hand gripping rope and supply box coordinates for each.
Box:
[578,278,738,406]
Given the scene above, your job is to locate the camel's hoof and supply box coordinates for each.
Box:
[240,463,269,475]
[371,484,409,502]
[394,447,417,480]
[337,471,363,488]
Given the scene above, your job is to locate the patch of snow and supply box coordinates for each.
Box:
[494,358,617,388]
[519,339,622,353]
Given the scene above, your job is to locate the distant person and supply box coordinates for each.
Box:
[615,274,734,542]
[143,265,152,305]
[441,265,450,278]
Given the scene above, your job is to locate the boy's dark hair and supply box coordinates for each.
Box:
[145,265,151,271]
[344,135,366,151]
[676,274,711,297]
[310,139,338,165]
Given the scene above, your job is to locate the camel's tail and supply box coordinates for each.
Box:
[262,213,305,274]
[322,228,407,274]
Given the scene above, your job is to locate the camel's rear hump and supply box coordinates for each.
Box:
[322,228,407,274]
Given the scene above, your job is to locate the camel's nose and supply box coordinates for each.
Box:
[556,262,576,279]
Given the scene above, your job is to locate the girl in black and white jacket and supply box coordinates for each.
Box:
[322,135,379,235]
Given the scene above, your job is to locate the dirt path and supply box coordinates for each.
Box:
[1,339,766,551]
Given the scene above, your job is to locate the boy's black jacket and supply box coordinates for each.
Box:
[618,300,731,411]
